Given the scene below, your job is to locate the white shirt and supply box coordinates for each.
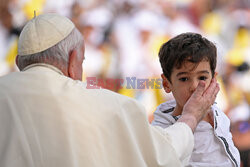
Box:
[152,100,241,167]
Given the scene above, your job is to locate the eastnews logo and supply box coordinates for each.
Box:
[86,77,163,89]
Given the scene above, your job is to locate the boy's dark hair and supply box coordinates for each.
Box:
[159,32,217,82]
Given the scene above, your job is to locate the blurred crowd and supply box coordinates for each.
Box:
[0,0,250,166]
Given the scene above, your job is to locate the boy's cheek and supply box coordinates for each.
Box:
[180,92,192,106]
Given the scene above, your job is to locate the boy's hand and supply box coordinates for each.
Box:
[177,78,220,132]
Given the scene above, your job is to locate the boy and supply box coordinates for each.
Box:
[152,33,240,167]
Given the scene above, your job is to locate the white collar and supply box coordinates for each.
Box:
[22,63,64,75]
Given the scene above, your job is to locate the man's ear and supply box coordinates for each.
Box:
[161,74,171,93]
[15,55,21,70]
[15,55,19,67]
[68,50,78,79]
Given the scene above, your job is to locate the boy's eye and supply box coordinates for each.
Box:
[179,77,188,82]
[199,76,207,80]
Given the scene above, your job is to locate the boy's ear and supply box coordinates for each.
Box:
[161,74,171,93]
[214,72,218,78]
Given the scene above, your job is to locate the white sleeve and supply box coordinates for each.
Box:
[153,122,194,166]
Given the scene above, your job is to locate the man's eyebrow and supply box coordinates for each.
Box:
[176,70,210,77]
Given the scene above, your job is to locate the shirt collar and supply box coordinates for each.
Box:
[22,63,64,75]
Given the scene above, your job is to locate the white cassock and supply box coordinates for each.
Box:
[0,63,194,167]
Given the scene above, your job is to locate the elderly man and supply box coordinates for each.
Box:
[0,13,219,167]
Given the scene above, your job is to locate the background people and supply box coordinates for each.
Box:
[0,0,249,166]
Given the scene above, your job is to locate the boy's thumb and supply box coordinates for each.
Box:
[193,81,206,97]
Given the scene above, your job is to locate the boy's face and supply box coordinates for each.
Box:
[162,60,213,110]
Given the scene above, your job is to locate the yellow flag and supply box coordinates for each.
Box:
[23,0,46,19]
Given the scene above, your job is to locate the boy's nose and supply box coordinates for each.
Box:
[189,80,199,93]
